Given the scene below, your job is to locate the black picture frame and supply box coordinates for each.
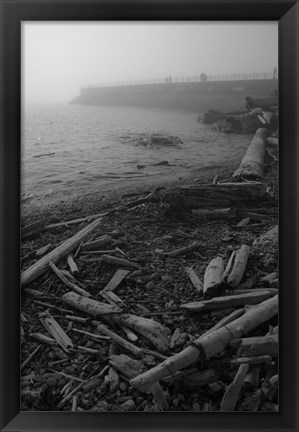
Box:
[1,1,298,431]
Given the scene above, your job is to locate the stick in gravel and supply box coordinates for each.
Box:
[39,312,73,352]
[180,291,274,313]
[226,245,251,288]
[164,241,201,258]
[101,269,130,294]
[49,262,91,298]
[185,267,203,293]
[82,235,114,251]
[66,255,79,275]
[203,256,224,295]
[21,216,105,287]
[65,315,143,358]
[230,355,273,366]
[101,290,124,307]
[130,295,278,389]
[101,254,141,269]
[21,344,42,371]
[220,364,249,411]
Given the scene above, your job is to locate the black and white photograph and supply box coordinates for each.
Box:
[20,21,279,413]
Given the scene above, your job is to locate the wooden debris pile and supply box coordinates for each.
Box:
[21,134,278,412]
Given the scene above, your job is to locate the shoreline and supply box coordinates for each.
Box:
[21,160,240,225]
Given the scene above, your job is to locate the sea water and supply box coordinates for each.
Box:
[22,103,250,203]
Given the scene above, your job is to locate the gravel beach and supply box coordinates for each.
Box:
[20,154,278,412]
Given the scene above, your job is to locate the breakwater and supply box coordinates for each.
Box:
[72,79,278,112]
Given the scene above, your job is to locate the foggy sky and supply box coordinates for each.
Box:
[22,22,278,104]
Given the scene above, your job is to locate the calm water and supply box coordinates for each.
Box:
[22,103,250,203]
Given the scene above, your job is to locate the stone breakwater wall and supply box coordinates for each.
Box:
[72,79,278,112]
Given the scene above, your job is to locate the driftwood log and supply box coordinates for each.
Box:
[21,216,104,287]
[163,182,267,212]
[130,295,278,390]
[180,291,275,313]
[203,256,224,295]
[224,245,251,288]
[233,128,267,180]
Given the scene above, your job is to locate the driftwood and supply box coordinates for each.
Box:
[203,308,245,337]
[72,328,110,341]
[36,244,52,257]
[184,267,203,293]
[192,208,234,220]
[180,291,274,313]
[39,312,73,352]
[203,257,224,295]
[232,288,278,296]
[49,262,91,297]
[101,254,141,269]
[82,235,114,251]
[230,355,273,365]
[66,315,143,357]
[109,354,168,409]
[233,128,267,180]
[66,255,79,275]
[261,272,277,283]
[244,365,261,389]
[236,334,278,357]
[21,216,105,287]
[121,325,138,342]
[182,369,217,389]
[100,291,124,307]
[226,112,262,134]
[63,291,169,352]
[21,219,48,238]
[61,292,122,315]
[130,295,278,389]
[164,241,201,258]
[220,364,249,411]
[101,269,130,294]
[226,245,251,288]
[105,314,170,353]
[21,345,42,371]
[164,182,266,211]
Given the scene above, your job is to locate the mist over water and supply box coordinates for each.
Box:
[21,103,251,204]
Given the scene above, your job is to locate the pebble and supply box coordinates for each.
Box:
[144,403,153,412]
[119,399,136,411]
[161,275,172,283]
[119,382,128,392]
[135,396,144,404]
[172,398,180,408]
[64,366,75,374]
[193,402,201,411]
[46,377,57,387]
[143,355,156,367]
[48,351,56,360]
[57,379,66,387]
[146,281,155,290]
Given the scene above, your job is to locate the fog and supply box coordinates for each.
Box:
[22,22,278,104]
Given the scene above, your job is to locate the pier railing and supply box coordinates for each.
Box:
[82,72,277,89]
